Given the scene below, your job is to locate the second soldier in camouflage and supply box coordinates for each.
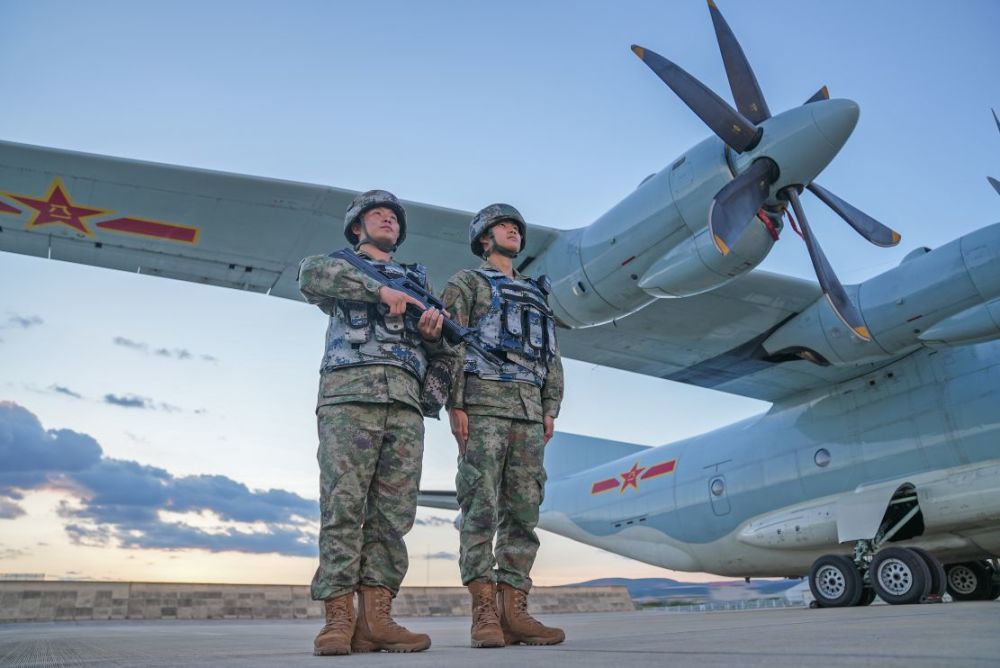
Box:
[442,203,566,648]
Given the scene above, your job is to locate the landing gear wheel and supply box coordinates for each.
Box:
[990,583,1000,601]
[870,547,931,605]
[855,586,876,606]
[945,561,994,601]
[910,547,946,601]
[809,554,863,607]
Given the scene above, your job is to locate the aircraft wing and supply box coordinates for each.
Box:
[556,272,888,403]
[1,140,871,403]
[0,140,558,298]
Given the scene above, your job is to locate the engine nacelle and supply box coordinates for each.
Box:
[638,222,776,298]
[536,134,781,327]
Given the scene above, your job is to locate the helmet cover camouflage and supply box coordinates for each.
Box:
[469,203,527,257]
[344,189,407,248]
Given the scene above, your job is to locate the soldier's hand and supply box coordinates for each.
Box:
[378,286,425,316]
[450,407,469,455]
[543,416,555,444]
[418,307,444,341]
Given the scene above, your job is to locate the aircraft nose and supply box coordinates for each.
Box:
[810,98,859,150]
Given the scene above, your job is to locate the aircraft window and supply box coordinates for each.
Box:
[814,448,832,467]
[710,478,725,496]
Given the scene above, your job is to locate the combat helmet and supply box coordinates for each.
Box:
[469,203,527,257]
[344,189,407,248]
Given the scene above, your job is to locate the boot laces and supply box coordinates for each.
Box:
[324,597,353,632]
[510,589,545,629]
[473,589,499,624]
[374,590,406,632]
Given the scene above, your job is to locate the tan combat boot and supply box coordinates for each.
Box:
[313,592,356,656]
[497,583,565,646]
[351,585,431,653]
[468,580,504,648]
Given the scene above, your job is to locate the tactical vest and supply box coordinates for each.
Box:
[465,268,557,387]
[320,254,429,380]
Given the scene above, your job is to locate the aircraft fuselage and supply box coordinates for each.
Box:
[540,338,1000,577]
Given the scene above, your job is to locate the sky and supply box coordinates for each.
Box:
[1,0,998,586]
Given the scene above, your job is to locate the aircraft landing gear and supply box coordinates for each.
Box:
[869,546,931,605]
[944,560,998,601]
[808,544,948,608]
[809,554,863,607]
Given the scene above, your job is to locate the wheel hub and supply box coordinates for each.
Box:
[816,565,846,598]
[877,558,913,595]
[948,566,977,594]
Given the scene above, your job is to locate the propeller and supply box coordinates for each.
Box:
[991,109,1000,197]
[709,158,778,255]
[783,187,870,340]
[630,45,761,153]
[804,86,830,105]
[806,183,900,247]
[630,1,905,341]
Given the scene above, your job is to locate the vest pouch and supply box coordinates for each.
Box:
[342,302,371,344]
[383,314,405,334]
[503,301,524,337]
[546,318,557,355]
[526,308,545,350]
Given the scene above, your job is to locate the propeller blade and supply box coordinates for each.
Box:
[783,188,871,341]
[807,182,901,247]
[804,86,830,104]
[707,0,770,123]
[631,44,762,152]
[993,108,1000,135]
[989,176,1000,197]
[709,158,778,255]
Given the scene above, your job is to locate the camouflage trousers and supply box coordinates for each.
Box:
[456,415,546,592]
[310,401,424,601]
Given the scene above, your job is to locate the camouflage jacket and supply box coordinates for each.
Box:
[441,260,564,423]
[299,250,455,414]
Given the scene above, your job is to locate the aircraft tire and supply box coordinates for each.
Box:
[909,547,946,601]
[809,554,863,607]
[945,561,994,601]
[870,547,931,605]
[989,582,1000,601]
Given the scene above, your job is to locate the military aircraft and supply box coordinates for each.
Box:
[1,2,998,608]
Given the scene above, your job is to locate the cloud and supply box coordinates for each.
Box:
[103,394,180,413]
[0,547,29,559]
[0,402,319,558]
[414,515,454,527]
[112,336,146,351]
[49,385,83,399]
[5,314,43,329]
[0,498,26,519]
[104,394,150,409]
[113,337,218,363]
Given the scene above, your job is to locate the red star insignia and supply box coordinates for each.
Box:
[619,462,646,493]
[8,179,108,237]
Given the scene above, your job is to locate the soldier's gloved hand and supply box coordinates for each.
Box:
[418,308,445,342]
[543,416,555,444]
[378,286,425,316]
[449,408,469,455]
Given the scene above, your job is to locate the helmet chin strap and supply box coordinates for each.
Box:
[356,220,397,254]
[485,230,519,259]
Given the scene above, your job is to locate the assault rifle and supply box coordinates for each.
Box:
[329,248,507,368]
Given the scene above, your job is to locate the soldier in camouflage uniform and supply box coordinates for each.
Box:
[300,189,450,656]
[441,203,566,648]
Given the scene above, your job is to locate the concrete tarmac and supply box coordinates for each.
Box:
[1,602,998,667]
